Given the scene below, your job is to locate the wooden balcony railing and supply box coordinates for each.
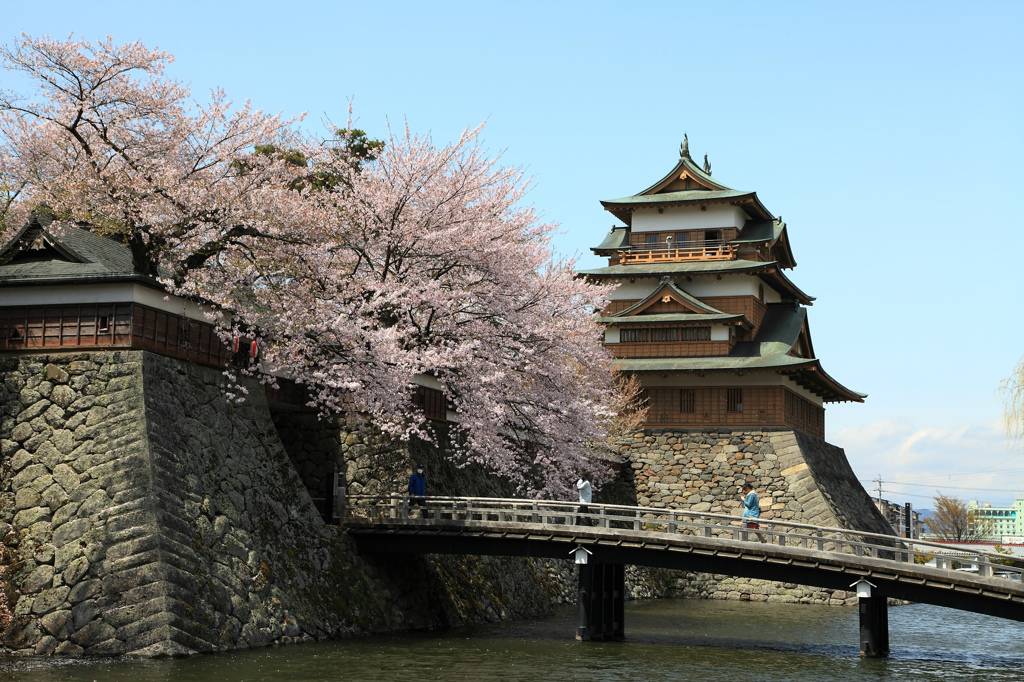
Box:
[620,240,737,264]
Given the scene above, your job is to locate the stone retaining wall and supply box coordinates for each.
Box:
[0,351,573,656]
[613,427,893,603]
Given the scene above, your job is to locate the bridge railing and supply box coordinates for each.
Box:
[340,494,1024,581]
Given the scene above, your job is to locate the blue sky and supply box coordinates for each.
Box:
[5,1,1024,506]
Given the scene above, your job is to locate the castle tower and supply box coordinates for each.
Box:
[580,144,864,437]
[580,143,893,603]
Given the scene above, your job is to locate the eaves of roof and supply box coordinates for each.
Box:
[599,313,747,326]
[577,260,814,305]
[613,356,865,403]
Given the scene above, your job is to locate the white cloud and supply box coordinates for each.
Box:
[833,419,1024,508]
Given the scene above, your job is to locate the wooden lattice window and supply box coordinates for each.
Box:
[680,389,695,413]
[650,327,678,342]
[621,328,648,343]
[727,388,743,413]
[622,327,710,343]
[682,327,711,341]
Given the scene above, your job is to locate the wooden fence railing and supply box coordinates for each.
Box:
[340,494,1024,580]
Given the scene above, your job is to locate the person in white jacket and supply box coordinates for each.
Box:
[576,478,592,525]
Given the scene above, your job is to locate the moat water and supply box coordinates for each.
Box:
[2,599,1022,681]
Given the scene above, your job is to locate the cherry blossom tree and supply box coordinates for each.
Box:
[0,35,635,497]
[190,124,631,496]
[0,33,307,280]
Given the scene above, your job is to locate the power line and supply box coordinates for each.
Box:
[858,479,1024,494]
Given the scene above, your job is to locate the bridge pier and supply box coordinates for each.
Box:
[576,563,625,641]
[858,594,889,657]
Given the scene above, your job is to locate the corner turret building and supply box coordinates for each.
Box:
[580,140,893,602]
[581,138,864,438]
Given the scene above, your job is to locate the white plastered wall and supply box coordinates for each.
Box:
[0,283,211,322]
[607,276,782,302]
[631,205,748,232]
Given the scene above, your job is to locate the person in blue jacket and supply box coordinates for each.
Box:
[408,464,427,514]
[740,482,766,543]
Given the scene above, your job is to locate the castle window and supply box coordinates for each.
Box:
[682,327,711,341]
[650,327,679,342]
[621,328,648,343]
[622,327,711,343]
[727,388,743,413]
[680,389,695,413]
[646,233,658,247]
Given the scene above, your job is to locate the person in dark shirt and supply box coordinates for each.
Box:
[408,464,427,515]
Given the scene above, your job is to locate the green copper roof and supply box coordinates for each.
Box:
[577,260,814,305]
[610,304,865,402]
[601,189,754,207]
[614,354,813,372]
[730,219,784,244]
[593,226,630,252]
[599,312,745,325]
[732,305,806,358]
[579,259,772,277]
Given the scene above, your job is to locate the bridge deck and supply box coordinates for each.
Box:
[342,496,1024,623]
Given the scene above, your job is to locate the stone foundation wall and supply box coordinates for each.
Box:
[271,406,675,607]
[613,427,893,603]
[0,351,575,656]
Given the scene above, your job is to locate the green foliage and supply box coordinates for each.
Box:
[992,544,1016,566]
[242,128,385,193]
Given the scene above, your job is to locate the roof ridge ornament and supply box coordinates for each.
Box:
[703,154,712,176]
[679,134,691,160]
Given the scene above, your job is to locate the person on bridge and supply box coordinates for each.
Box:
[576,478,592,526]
[408,464,427,515]
[740,483,767,543]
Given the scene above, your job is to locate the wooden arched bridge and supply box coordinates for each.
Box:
[339,494,1024,657]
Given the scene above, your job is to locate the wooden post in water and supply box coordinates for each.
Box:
[575,548,624,642]
[852,579,889,657]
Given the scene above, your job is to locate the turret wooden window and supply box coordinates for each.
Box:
[680,388,695,413]
[620,327,711,343]
[727,388,743,412]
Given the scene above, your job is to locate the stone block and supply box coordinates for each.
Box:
[11,422,33,443]
[63,556,90,587]
[40,609,74,639]
[53,518,90,546]
[42,483,69,512]
[12,464,49,492]
[14,506,51,530]
[14,487,41,509]
[71,619,116,649]
[67,361,96,374]
[23,564,56,593]
[32,586,70,615]
[35,635,59,655]
[71,599,99,631]
[68,578,101,605]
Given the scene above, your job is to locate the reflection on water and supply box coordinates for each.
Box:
[2,599,1023,681]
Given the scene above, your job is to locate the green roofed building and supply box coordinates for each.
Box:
[580,139,864,438]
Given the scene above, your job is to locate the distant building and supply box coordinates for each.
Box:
[968,495,1024,542]
[873,498,921,538]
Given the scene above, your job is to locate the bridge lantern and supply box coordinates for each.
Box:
[850,578,876,599]
[572,546,592,565]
